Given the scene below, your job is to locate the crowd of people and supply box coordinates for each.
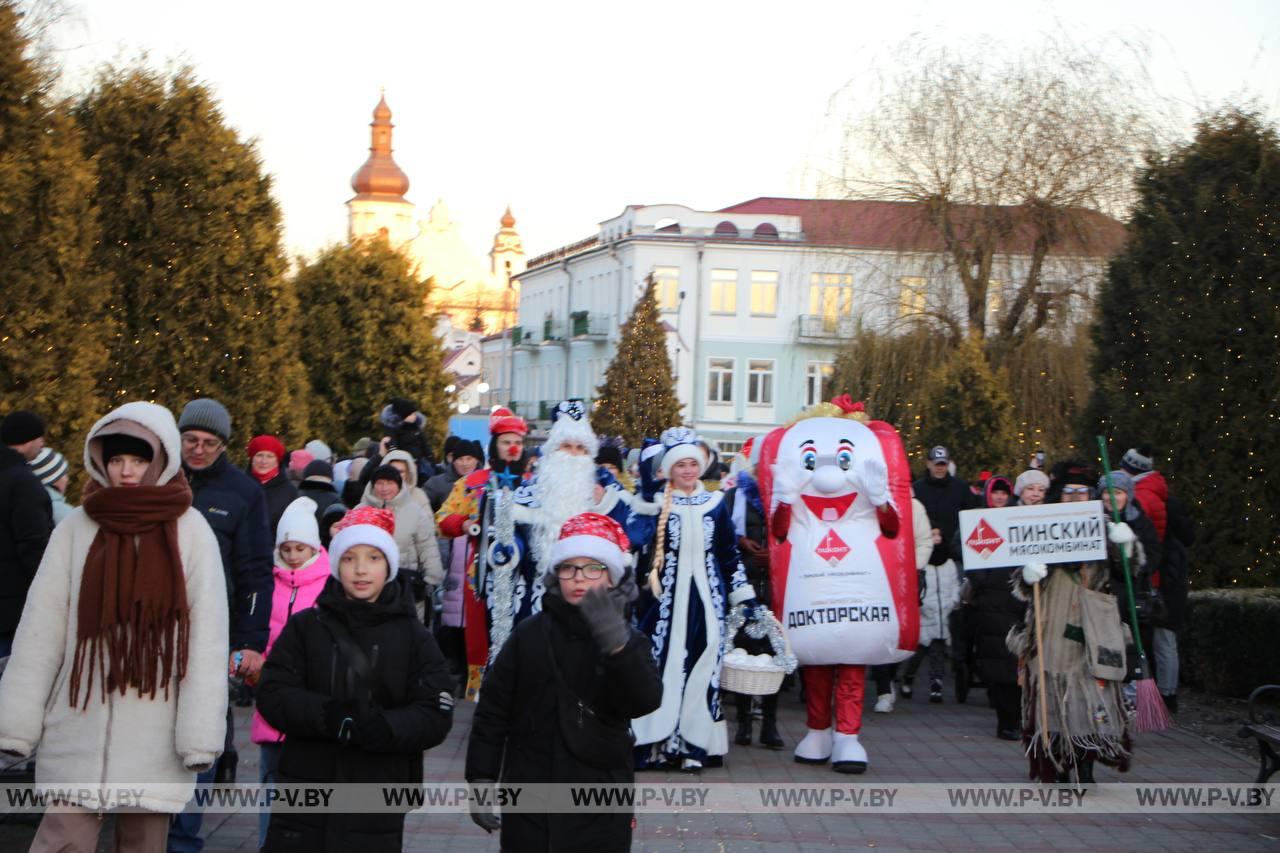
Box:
[0,396,1195,852]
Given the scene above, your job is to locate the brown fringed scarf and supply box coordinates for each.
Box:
[70,472,194,708]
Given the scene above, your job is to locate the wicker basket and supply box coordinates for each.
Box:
[719,607,793,696]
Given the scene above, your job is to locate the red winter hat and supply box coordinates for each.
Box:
[489,406,528,437]
[247,435,286,463]
[329,505,399,580]
[548,512,631,584]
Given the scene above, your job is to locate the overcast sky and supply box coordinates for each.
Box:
[39,0,1280,263]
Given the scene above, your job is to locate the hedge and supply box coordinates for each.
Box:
[1180,588,1280,698]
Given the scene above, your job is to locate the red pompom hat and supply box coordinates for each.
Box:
[547,512,632,584]
[489,407,528,437]
[329,505,399,580]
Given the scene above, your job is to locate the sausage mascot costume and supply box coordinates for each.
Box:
[758,396,919,773]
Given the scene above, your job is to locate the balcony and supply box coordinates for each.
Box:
[570,311,612,340]
[540,316,567,346]
[511,325,538,350]
[797,314,856,343]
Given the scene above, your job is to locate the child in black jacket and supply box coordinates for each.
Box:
[466,512,662,853]
[257,505,455,853]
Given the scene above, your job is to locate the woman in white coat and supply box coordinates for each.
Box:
[0,401,228,852]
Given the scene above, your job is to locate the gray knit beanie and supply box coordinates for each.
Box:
[178,398,232,442]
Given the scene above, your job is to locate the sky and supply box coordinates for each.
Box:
[35,0,1280,263]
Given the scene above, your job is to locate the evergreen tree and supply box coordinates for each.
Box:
[293,240,450,453]
[1085,110,1280,588]
[0,1,108,463]
[73,66,309,445]
[918,337,1017,477]
[593,277,682,446]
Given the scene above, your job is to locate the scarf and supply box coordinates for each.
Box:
[70,473,194,708]
[251,466,279,485]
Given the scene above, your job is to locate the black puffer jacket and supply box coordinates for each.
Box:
[0,446,52,633]
[258,469,299,534]
[297,479,343,524]
[967,568,1022,685]
[913,472,975,566]
[256,576,454,853]
[466,591,662,853]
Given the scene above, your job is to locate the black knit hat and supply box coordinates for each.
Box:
[371,464,402,487]
[453,439,484,462]
[302,459,334,481]
[1,411,44,446]
[101,433,155,463]
[595,445,624,469]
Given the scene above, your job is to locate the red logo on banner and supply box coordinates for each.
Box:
[965,519,1004,557]
[815,529,851,564]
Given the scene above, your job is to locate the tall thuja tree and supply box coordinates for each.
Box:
[0,1,108,458]
[294,240,450,452]
[74,66,309,443]
[593,276,682,446]
[1085,110,1280,588]
[918,337,1017,477]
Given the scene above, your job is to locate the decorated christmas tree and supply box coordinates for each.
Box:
[0,1,109,463]
[1085,109,1279,587]
[592,276,682,446]
[74,65,311,445]
[293,239,451,453]
[918,337,1017,477]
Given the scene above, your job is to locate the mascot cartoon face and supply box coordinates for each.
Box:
[777,416,884,525]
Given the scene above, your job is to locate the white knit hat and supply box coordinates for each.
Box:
[1013,469,1050,496]
[656,426,710,479]
[547,512,632,584]
[329,505,399,581]
[545,400,599,457]
[276,497,320,551]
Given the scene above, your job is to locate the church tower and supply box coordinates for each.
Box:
[347,95,417,246]
[490,206,526,290]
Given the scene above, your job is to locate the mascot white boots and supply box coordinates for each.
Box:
[758,396,919,773]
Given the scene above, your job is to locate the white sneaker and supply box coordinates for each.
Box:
[873,693,895,713]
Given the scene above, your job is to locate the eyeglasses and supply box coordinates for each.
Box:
[1062,486,1090,494]
[181,435,224,452]
[554,562,608,580]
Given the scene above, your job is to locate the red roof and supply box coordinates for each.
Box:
[718,197,1126,257]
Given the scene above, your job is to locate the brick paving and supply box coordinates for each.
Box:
[3,678,1276,851]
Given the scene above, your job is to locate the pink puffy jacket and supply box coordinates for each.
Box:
[251,551,332,744]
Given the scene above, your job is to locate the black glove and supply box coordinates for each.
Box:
[469,781,501,834]
[353,700,393,751]
[579,587,630,654]
[917,569,928,605]
[322,700,357,745]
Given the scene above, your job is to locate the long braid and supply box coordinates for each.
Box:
[648,482,675,596]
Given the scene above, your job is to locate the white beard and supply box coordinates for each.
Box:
[529,451,597,572]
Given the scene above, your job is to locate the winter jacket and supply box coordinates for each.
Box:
[258,469,299,535]
[45,485,74,527]
[466,592,663,853]
[365,449,432,513]
[440,533,468,628]
[424,468,461,512]
[0,402,229,812]
[966,567,1022,685]
[0,445,53,633]
[297,479,343,523]
[1132,470,1169,541]
[919,559,961,645]
[186,453,274,652]
[912,472,975,566]
[252,552,333,744]
[1156,494,1196,630]
[256,577,454,853]
[360,481,445,586]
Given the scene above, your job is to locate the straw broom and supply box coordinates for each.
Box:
[1096,435,1172,733]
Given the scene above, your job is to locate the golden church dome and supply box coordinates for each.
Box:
[351,95,410,198]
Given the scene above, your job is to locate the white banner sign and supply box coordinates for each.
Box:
[958,501,1108,570]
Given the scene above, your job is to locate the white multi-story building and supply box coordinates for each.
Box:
[510,197,1122,451]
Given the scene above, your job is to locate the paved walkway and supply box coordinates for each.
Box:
[183,678,1276,852]
[1,678,1274,851]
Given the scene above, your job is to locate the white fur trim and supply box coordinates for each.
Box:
[276,497,320,550]
[330,525,400,581]
[84,401,182,487]
[544,412,599,457]
[729,584,757,605]
[548,534,626,583]
[659,443,708,479]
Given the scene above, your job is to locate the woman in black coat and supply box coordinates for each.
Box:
[256,570,455,852]
[466,514,662,853]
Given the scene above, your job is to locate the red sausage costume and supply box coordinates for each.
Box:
[757,397,919,772]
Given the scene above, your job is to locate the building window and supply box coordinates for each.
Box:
[805,362,834,407]
[898,276,927,318]
[653,266,680,312]
[747,359,774,405]
[809,273,853,331]
[710,269,737,315]
[750,270,778,316]
[707,357,734,403]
